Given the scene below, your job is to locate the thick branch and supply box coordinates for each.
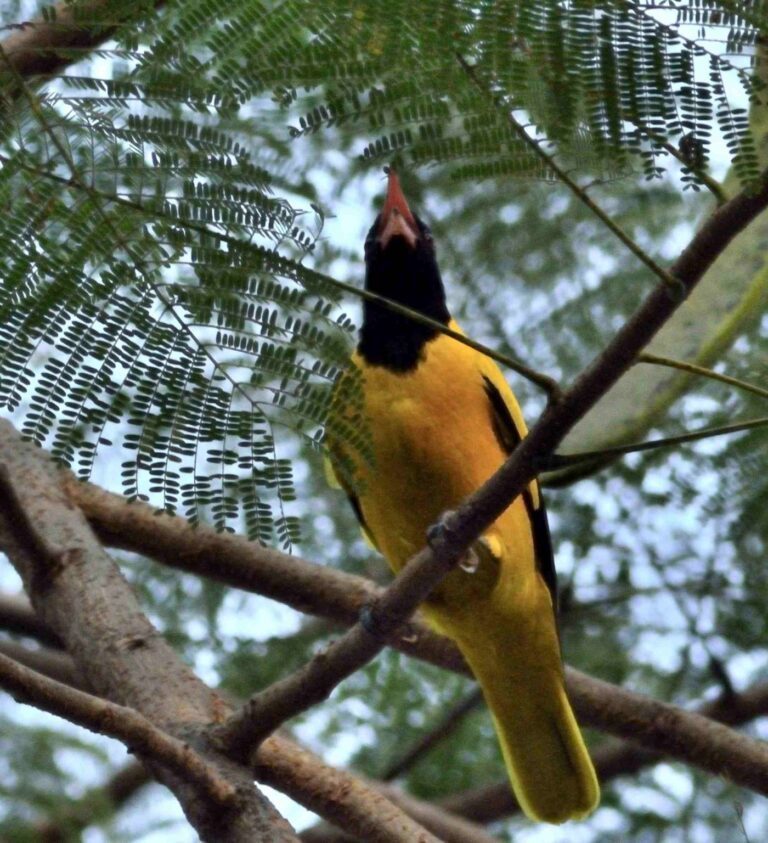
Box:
[14,632,768,843]
[0,421,299,843]
[0,590,61,647]
[0,582,442,843]
[0,0,163,90]
[298,782,499,843]
[68,475,383,627]
[570,671,768,795]
[0,650,235,806]
[67,474,768,796]
[256,737,439,843]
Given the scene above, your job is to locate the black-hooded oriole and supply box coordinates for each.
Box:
[326,169,599,824]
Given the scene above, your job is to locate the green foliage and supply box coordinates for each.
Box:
[4,2,768,842]
[0,0,765,544]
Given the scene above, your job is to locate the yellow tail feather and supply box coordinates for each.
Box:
[427,600,599,824]
[476,656,599,823]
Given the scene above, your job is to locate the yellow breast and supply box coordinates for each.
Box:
[344,321,534,587]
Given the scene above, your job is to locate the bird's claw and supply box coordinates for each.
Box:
[359,603,386,639]
[426,509,456,548]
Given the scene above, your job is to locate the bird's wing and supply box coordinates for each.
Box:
[323,414,379,550]
[323,439,379,551]
[481,372,558,609]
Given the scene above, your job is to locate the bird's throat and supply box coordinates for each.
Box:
[358,303,447,371]
[359,239,450,372]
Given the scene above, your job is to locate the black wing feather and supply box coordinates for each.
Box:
[482,376,558,608]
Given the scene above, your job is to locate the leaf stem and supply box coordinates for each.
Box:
[456,52,684,295]
[545,415,768,470]
[638,352,768,402]
[0,152,561,398]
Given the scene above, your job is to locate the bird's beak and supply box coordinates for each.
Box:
[378,169,418,249]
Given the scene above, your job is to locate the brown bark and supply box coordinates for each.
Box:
[0,651,236,805]
[298,782,499,843]
[67,473,768,797]
[0,420,298,843]
[1,0,163,89]
[255,738,441,843]
[0,568,442,843]
[10,633,768,842]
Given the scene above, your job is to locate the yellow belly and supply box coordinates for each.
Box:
[328,322,600,823]
[345,323,538,613]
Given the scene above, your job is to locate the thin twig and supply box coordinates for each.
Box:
[456,52,683,292]
[211,537,475,757]
[544,415,768,470]
[631,118,728,203]
[638,352,768,402]
[381,689,484,782]
[0,650,236,806]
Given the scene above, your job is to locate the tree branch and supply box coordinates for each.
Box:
[0,421,299,843]
[544,415,768,470]
[256,737,442,843]
[0,590,62,648]
[0,0,164,94]
[381,689,484,782]
[456,52,681,291]
[0,649,235,806]
[298,781,500,843]
[65,473,768,797]
[0,565,444,843]
[637,352,768,402]
[211,532,479,757]
[12,631,768,843]
[0,637,82,686]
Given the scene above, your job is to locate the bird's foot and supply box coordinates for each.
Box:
[359,603,387,639]
[426,509,456,548]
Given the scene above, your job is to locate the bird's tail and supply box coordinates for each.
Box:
[458,623,599,824]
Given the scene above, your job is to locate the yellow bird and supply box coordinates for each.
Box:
[326,169,599,823]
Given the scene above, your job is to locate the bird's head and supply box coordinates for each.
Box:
[364,167,434,266]
[358,168,450,370]
[363,168,448,316]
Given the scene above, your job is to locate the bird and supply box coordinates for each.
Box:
[325,168,599,824]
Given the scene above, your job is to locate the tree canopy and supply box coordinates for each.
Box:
[2,1,768,841]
